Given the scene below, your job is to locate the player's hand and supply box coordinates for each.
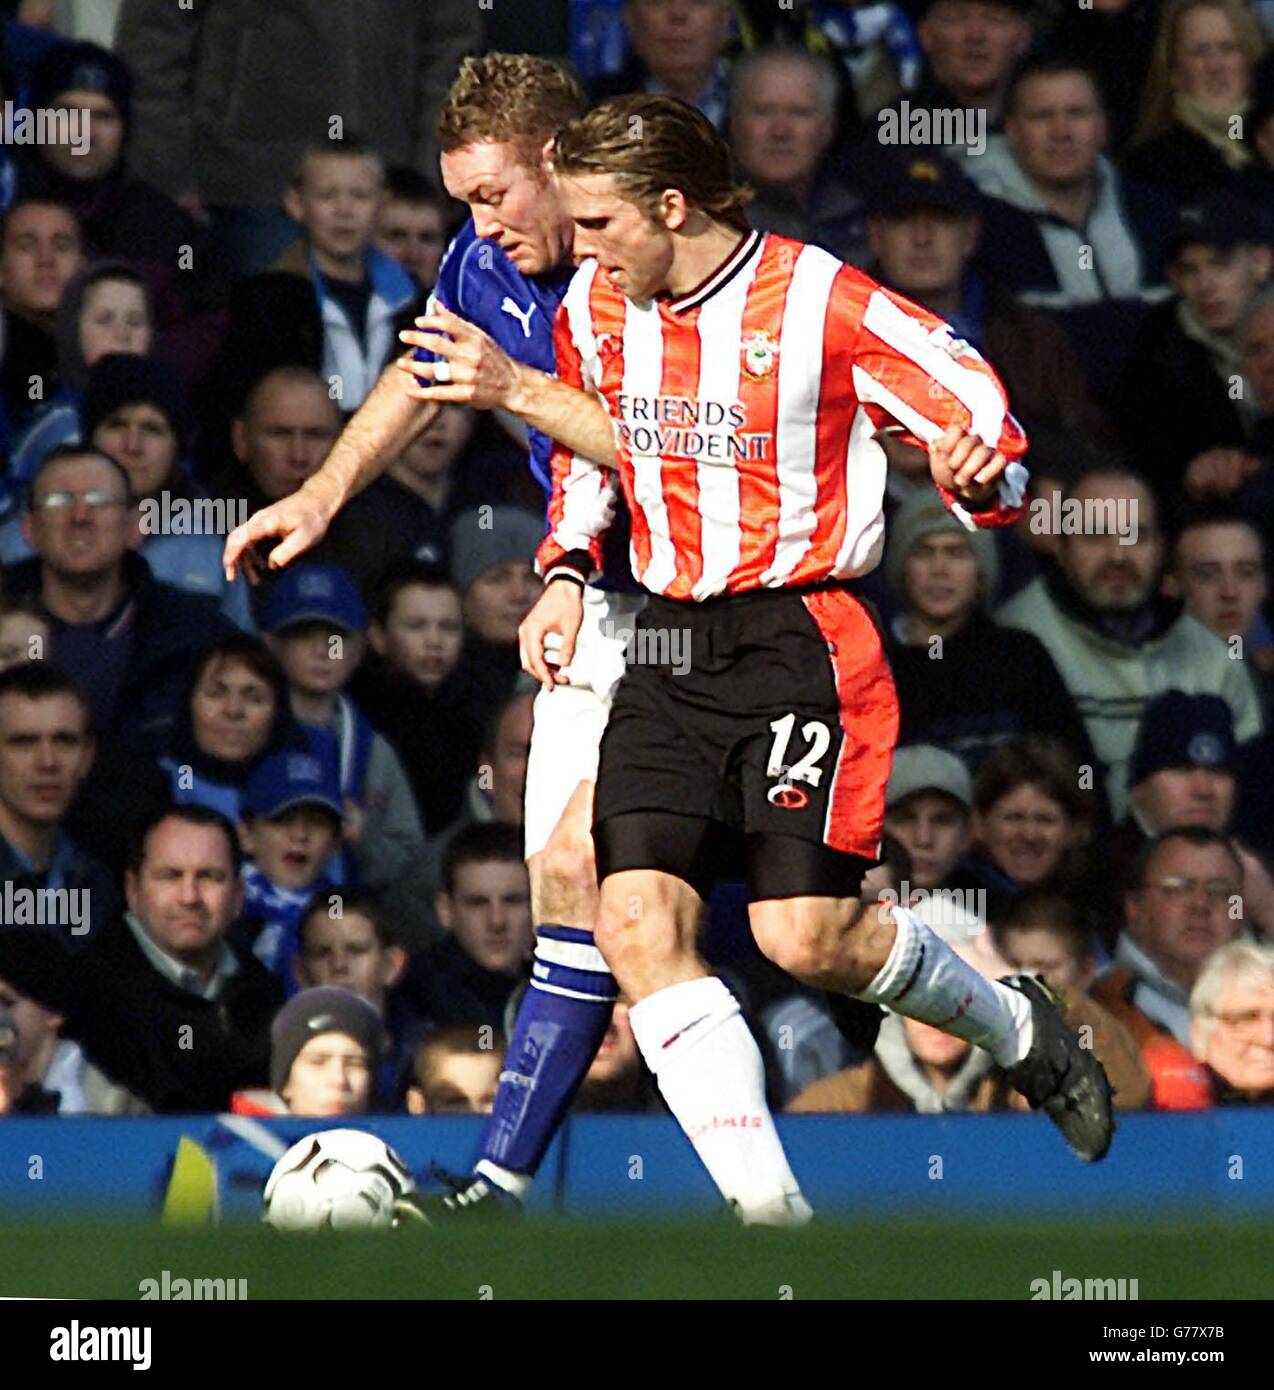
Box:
[927,423,1007,506]
[519,579,584,689]
[222,484,339,583]
[396,306,521,410]
[1183,447,1262,501]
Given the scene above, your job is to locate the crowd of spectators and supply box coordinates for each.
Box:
[0,0,1271,1130]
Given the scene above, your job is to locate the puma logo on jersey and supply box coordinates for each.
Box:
[501,297,537,338]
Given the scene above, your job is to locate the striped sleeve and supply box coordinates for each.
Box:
[535,292,619,582]
[847,281,1029,531]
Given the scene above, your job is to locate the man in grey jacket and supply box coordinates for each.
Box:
[115,0,482,276]
[962,48,1172,401]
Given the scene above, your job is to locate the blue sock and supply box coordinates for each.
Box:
[475,925,617,1187]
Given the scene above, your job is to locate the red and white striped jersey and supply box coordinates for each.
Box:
[539,230,1029,601]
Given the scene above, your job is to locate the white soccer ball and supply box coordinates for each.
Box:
[263,1128,416,1232]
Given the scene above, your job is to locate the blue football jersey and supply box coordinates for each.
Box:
[420,221,633,587]
[423,221,573,498]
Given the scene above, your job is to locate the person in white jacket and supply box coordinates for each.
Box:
[997,464,1264,819]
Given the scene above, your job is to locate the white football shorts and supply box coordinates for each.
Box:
[523,584,646,859]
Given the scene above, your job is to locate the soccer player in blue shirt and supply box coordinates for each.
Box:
[225,54,647,1216]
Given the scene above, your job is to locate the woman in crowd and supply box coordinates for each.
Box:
[157,633,305,823]
[955,736,1100,926]
[1126,0,1268,201]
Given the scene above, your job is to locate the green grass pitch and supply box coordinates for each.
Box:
[0,1217,1270,1299]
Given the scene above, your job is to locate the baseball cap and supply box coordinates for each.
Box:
[1128,691,1238,786]
[449,506,543,593]
[262,564,369,635]
[1166,192,1266,259]
[886,744,974,811]
[863,151,982,221]
[269,986,384,1094]
[242,749,344,822]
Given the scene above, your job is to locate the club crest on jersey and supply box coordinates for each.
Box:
[741,330,779,380]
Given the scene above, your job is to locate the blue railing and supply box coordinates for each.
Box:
[1,1111,1271,1222]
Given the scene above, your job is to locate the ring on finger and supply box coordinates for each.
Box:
[434,360,453,384]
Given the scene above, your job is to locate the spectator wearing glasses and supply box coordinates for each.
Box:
[5,445,234,747]
[1099,690,1274,944]
[1094,826,1245,1049]
[1189,940,1274,1103]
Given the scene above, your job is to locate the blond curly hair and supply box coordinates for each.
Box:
[438,54,586,162]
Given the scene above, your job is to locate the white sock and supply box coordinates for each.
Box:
[629,976,812,1227]
[473,1161,531,1202]
[860,905,1033,1068]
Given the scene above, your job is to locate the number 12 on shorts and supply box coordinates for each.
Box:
[767,713,832,787]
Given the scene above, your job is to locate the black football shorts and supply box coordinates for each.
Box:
[592,583,899,901]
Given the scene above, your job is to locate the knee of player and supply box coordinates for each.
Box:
[539,829,597,898]
[594,893,677,968]
[750,904,816,978]
[752,900,875,988]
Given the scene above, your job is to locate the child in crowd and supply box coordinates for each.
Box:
[293,890,426,1107]
[279,138,421,412]
[237,749,344,991]
[231,986,384,1119]
[353,561,483,837]
[382,404,479,570]
[0,597,50,672]
[372,164,448,291]
[262,562,426,895]
[405,1026,504,1116]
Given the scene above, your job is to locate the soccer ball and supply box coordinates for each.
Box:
[263,1129,416,1231]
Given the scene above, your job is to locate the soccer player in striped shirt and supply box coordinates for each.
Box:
[404,94,1114,1221]
[223,56,883,1223]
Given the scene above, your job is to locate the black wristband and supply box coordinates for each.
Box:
[542,547,594,587]
[544,568,586,590]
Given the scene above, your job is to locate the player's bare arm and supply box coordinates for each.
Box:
[222,361,439,582]
[398,305,619,469]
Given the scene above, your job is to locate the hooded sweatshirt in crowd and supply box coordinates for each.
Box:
[997,559,1263,817]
